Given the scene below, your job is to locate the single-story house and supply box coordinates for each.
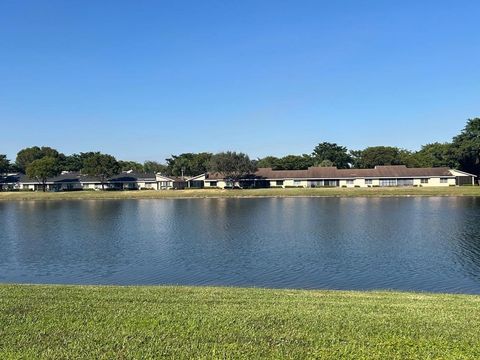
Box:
[0,174,23,191]
[1,170,191,191]
[107,171,157,190]
[156,174,188,190]
[2,166,476,191]
[197,165,477,189]
[10,171,158,191]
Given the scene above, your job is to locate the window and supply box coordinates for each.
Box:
[440,178,448,184]
[346,179,354,185]
[397,178,414,186]
[365,179,373,185]
[379,179,397,187]
[190,181,204,188]
[210,181,217,187]
[276,180,284,186]
[324,180,339,187]
[293,180,302,186]
[421,178,429,184]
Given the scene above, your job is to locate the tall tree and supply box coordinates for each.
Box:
[412,143,457,168]
[276,155,315,170]
[118,160,144,172]
[318,159,334,167]
[63,152,99,172]
[208,151,256,187]
[452,118,480,176]
[312,142,352,169]
[166,153,212,177]
[352,146,406,168]
[0,155,10,175]
[257,155,315,170]
[26,157,60,192]
[143,161,168,174]
[82,153,120,190]
[256,156,280,169]
[16,146,64,173]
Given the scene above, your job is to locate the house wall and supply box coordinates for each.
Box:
[13,173,463,192]
[156,175,176,190]
[339,179,358,187]
[276,179,306,188]
[204,181,215,188]
[139,181,157,189]
[51,183,83,191]
[157,181,173,190]
[83,183,96,190]
[419,177,455,186]
[204,180,240,189]
[449,169,476,185]
[449,169,472,177]
[266,177,456,188]
[216,180,229,188]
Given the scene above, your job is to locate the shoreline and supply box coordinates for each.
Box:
[2,282,479,296]
[1,186,480,201]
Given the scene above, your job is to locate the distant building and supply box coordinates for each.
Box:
[156,174,187,190]
[0,166,476,191]
[1,171,158,191]
[196,165,477,189]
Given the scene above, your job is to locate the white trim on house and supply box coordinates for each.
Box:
[200,166,476,189]
[3,167,477,191]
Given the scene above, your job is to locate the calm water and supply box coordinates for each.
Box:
[1,197,480,293]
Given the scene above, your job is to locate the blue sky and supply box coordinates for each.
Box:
[1,1,479,162]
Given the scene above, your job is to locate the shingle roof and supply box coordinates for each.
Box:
[0,174,22,184]
[109,172,156,182]
[206,165,455,180]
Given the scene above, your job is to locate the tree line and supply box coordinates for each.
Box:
[1,118,479,189]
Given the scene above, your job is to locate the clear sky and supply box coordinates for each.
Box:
[1,1,479,163]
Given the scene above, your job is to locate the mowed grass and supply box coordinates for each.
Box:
[0,285,479,359]
[0,186,479,201]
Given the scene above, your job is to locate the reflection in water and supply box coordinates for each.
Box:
[1,197,480,293]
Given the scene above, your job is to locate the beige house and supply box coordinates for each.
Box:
[199,165,476,189]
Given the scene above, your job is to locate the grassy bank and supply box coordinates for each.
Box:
[0,186,480,201]
[0,285,479,359]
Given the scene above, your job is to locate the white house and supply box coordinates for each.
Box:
[198,165,477,189]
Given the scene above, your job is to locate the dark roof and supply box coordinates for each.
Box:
[206,165,454,180]
[8,171,156,184]
[0,174,22,184]
[109,172,156,182]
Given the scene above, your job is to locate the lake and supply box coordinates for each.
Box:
[1,197,480,293]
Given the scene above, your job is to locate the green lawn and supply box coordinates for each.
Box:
[0,186,479,201]
[0,285,479,359]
